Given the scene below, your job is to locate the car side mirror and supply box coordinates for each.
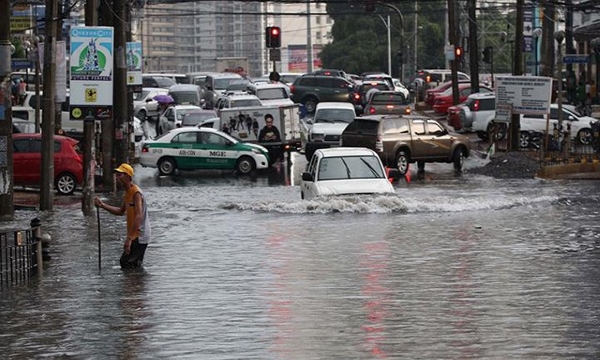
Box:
[301,172,314,182]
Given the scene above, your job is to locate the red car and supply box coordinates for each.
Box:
[447,101,468,130]
[424,80,469,109]
[432,84,492,114]
[13,133,83,195]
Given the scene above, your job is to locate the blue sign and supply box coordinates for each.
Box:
[563,55,589,64]
[11,58,32,70]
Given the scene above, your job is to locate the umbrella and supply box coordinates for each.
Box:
[153,94,174,104]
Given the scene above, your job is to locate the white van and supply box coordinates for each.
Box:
[12,91,80,133]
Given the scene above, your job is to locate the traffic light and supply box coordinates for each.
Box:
[454,46,463,61]
[482,46,493,64]
[266,26,281,48]
[365,0,375,12]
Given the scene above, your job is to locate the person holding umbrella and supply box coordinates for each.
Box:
[153,94,174,135]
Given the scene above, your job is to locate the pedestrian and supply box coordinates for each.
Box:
[94,163,151,269]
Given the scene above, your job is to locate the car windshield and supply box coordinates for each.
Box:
[256,88,288,100]
[371,93,406,104]
[231,99,262,107]
[318,155,385,180]
[171,92,197,105]
[361,83,389,93]
[315,109,355,123]
[181,113,218,126]
[176,109,201,120]
[155,77,176,88]
[133,90,150,101]
[214,78,243,90]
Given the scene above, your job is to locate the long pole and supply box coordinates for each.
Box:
[0,0,15,218]
[96,206,101,270]
[40,0,58,211]
[387,16,391,76]
[413,1,418,75]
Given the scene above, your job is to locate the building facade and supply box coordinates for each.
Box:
[135,1,333,77]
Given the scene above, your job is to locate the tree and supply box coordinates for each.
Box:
[321,0,448,79]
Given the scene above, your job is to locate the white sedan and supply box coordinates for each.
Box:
[300,147,399,200]
[140,127,270,176]
[520,104,596,144]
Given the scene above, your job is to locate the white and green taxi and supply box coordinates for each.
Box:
[140,127,270,175]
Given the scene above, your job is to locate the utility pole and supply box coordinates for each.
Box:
[82,0,98,216]
[114,0,128,166]
[540,0,555,77]
[306,0,313,73]
[510,0,525,151]
[448,0,459,105]
[99,1,114,190]
[0,0,14,219]
[467,0,479,93]
[40,0,58,211]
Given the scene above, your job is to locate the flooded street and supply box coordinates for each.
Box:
[2,153,600,359]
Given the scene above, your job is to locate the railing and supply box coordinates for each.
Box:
[0,219,44,288]
[517,122,600,167]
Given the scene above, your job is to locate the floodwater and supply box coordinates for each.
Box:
[2,154,600,359]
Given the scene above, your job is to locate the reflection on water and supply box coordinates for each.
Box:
[3,160,600,358]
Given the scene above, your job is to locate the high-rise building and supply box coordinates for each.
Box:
[135,1,333,76]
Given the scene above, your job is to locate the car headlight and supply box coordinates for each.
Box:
[310,132,325,142]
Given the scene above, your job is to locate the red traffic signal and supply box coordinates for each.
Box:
[266,26,281,48]
[454,46,463,60]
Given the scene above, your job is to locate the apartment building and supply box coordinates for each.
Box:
[135,1,333,76]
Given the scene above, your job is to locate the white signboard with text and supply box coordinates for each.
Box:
[69,26,114,121]
[495,76,552,115]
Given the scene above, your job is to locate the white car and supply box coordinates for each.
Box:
[140,127,270,176]
[393,78,411,100]
[301,102,357,160]
[245,83,294,107]
[520,104,595,145]
[133,87,169,121]
[158,105,203,135]
[300,147,399,200]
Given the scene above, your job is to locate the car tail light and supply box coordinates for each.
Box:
[376,135,383,152]
[368,106,376,115]
[473,99,480,111]
[353,93,360,101]
[142,145,149,153]
[404,107,411,115]
[290,85,296,93]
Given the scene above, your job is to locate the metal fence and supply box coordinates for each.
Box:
[517,122,600,167]
[0,219,43,288]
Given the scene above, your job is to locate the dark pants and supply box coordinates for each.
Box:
[120,238,147,269]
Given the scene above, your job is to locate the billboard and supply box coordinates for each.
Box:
[69,26,114,121]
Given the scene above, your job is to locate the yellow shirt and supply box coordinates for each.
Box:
[123,184,151,244]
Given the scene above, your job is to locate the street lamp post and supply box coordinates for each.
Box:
[379,2,404,82]
[532,28,542,76]
[555,30,565,133]
[591,38,600,105]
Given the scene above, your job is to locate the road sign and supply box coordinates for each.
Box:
[496,76,552,115]
[11,58,32,70]
[562,54,589,64]
[269,48,281,62]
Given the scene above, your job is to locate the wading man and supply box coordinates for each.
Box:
[95,163,152,269]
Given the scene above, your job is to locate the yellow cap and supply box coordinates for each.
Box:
[114,163,134,178]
